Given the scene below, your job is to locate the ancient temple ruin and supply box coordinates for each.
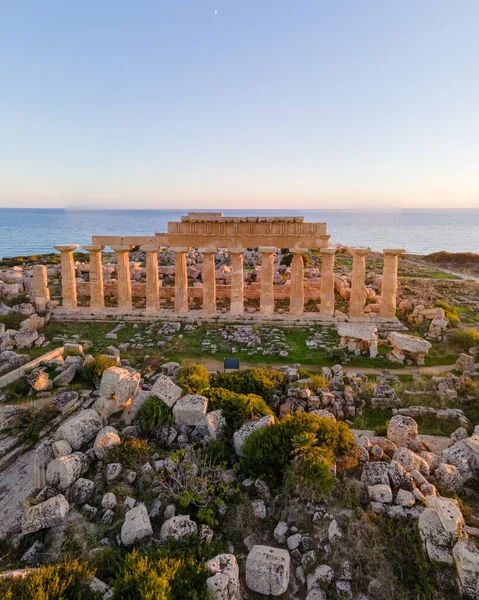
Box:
[40,213,405,322]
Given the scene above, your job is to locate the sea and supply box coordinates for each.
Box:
[0,208,478,258]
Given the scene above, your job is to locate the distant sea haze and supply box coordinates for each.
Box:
[0,208,478,258]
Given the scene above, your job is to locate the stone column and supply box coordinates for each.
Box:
[200,248,217,315]
[259,247,276,316]
[32,265,50,311]
[172,247,189,314]
[140,245,160,313]
[290,249,307,316]
[229,248,245,315]
[111,245,133,313]
[348,248,371,318]
[83,245,105,311]
[54,244,79,310]
[380,249,405,318]
[319,248,336,317]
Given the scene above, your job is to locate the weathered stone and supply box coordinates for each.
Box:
[245,545,290,596]
[28,370,50,392]
[160,514,198,541]
[435,463,464,494]
[452,540,479,597]
[53,364,77,386]
[387,415,418,448]
[206,410,227,440]
[105,463,123,482]
[150,375,182,407]
[455,354,476,374]
[93,426,121,460]
[120,504,153,546]
[70,478,95,504]
[52,439,72,458]
[307,564,335,591]
[101,492,117,510]
[23,494,70,534]
[393,447,430,476]
[46,452,89,490]
[55,409,103,450]
[173,394,208,426]
[361,461,389,486]
[99,367,140,406]
[274,521,289,544]
[368,484,393,504]
[206,553,240,600]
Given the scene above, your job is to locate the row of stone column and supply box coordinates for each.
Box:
[52,245,403,319]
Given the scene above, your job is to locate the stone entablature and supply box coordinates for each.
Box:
[46,212,405,323]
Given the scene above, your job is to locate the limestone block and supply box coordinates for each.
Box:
[456,353,476,374]
[452,540,479,597]
[387,415,418,448]
[245,545,290,596]
[120,504,153,546]
[396,489,415,507]
[28,370,50,392]
[52,440,72,458]
[46,452,89,490]
[99,367,139,403]
[233,415,275,457]
[150,374,182,407]
[393,447,429,476]
[368,484,393,504]
[53,364,77,386]
[160,514,198,541]
[172,394,208,426]
[360,461,390,486]
[123,390,152,423]
[70,478,95,504]
[14,329,39,349]
[23,494,70,534]
[428,496,465,541]
[206,553,240,600]
[93,426,121,460]
[435,463,464,494]
[307,564,334,592]
[101,492,117,510]
[206,410,226,440]
[55,409,103,450]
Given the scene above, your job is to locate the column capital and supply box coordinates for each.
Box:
[319,234,331,245]
[198,247,217,254]
[54,244,79,253]
[111,245,133,253]
[289,248,309,254]
[320,247,337,255]
[140,244,159,253]
[170,247,190,253]
[258,246,277,254]
[228,247,245,254]
[383,248,406,256]
[348,247,371,256]
[83,245,105,252]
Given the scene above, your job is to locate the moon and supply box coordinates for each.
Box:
[214,9,218,15]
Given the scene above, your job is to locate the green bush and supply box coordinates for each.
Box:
[374,420,390,437]
[211,368,287,401]
[176,365,210,394]
[8,404,61,446]
[241,411,354,490]
[448,329,479,352]
[435,301,460,327]
[0,559,98,600]
[3,292,31,307]
[0,312,24,330]
[138,395,173,432]
[208,387,274,432]
[279,253,310,268]
[83,355,118,379]
[107,437,151,470]
[110,539,226,600]
[307,374,330,391]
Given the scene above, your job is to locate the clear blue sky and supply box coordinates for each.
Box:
[1,0,478,209]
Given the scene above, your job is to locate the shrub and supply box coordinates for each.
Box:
[107,437,150,470]
[0,559,98,600]
[280,253,310,268]
[435,301,460,327]
[3,292,30,307]
[448,329,479,352]
[156,447,235,525]
[111,539,226,600]
[308,374,330,391]
[211,368,287,401]
[0,312,24,330]
[241,411,354,489]
[207,387,273,432]
[8,404,61,446]
[83,355,118,379]
[375,419,390,437]
[176,365,210,394]
[138,395,173,432]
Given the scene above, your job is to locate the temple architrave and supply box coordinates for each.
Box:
[45,213,404,324]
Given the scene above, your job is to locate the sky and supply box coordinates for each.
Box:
[0,1,478,210]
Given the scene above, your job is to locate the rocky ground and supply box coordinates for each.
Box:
[0,251,478,598]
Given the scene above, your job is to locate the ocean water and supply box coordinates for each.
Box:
[0,208,478,258]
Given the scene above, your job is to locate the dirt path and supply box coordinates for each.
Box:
[183,356,457,376]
